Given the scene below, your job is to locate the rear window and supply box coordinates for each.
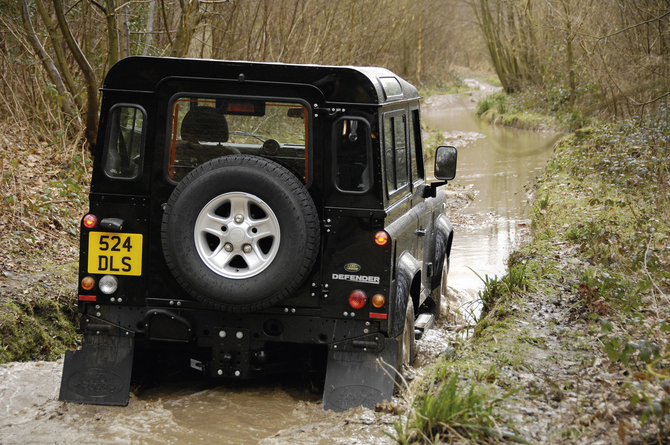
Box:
[167,97,309,183]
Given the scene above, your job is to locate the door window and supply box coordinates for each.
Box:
[333,117,372,193]
[103,105,146,180]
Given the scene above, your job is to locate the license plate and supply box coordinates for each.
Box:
[88,232,143,276]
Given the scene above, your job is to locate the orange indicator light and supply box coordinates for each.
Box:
[81,276,95,291]
[372,294,386,308]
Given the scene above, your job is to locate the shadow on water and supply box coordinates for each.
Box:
[423,106,560,323]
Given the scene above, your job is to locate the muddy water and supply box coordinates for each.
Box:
[423,106,560,321]
[0,101,559,445]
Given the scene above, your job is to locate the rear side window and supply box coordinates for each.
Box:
[333,117,372,193]
[167,96,309,183]
[409,109,424,183]
[103,105,145,180]
[384,113,408,194]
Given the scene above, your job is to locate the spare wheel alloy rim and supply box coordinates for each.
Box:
[194,191,281,279]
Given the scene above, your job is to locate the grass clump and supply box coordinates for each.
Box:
[467,259,531,335]
[393,373,527,444]
[418,74,470,98]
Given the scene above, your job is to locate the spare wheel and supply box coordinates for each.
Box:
[162,155,320,312]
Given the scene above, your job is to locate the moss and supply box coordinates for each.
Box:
[0,261,79,364]
[0,297,78,363]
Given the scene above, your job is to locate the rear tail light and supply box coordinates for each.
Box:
[374,231,389,246]
[83,214,98,229]
[348,290,367,309]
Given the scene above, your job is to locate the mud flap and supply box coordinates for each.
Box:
[322,338,398,412]
[59,330,134,406]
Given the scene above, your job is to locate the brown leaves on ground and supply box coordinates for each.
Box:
[0,122,89,272]
[578,282,610,315]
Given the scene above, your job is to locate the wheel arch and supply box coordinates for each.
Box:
[431,214,454,290]
[389,251,421,338]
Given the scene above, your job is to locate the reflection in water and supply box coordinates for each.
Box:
[423,107,559,318]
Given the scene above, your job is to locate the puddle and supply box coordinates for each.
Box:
[423,106,559,322]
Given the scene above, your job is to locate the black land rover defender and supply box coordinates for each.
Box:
[59,56,457,411]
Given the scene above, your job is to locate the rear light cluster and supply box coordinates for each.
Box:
[80,275,118,297]
[80,214,120,300]
[347,290,386,310]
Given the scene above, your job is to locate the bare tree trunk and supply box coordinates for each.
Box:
[104,0,120,66]
[170,0,204,57]
[52,0,99,152]
[20,0,75,116]
[119,2,131,59]
[143,0,156,55]
[417,0,423,85]
[34,0,83,110]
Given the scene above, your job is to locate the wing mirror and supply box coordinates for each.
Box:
[434,145,457,181]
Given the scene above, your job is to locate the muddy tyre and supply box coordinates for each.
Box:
[398,299,416,370]
[162,155,320,312]
[430,261,448,321]
[431,231,449,320]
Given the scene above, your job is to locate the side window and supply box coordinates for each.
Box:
[333,118,372,193]
[167,97,308,183]
[103,105,145,180]
[385,117,395,192]
[383,113,408,194]
[395,115,408,189]
[409,109,424,182]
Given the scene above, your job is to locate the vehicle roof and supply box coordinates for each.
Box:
[103,56,420,105]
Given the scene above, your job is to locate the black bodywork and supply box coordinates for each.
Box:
[59,56,456,411]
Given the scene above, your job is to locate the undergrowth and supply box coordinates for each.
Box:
[400,100,669,443]
[523,107,670,440]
